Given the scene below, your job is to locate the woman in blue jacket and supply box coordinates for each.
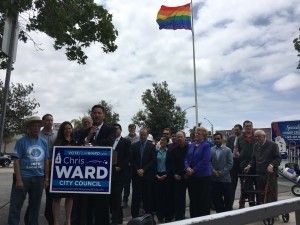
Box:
[185,127,212,217]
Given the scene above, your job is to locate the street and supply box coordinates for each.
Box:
[0,165,297,225]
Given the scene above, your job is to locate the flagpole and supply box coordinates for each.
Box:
[190,0,199,127]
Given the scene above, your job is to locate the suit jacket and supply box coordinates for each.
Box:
[249,139,281,175]
[111,137,131,182]
[238,133,257,169]
[75,123,116,147]
[210,145,233,183]
[169,143,188,177]
[131,140,156,179]
[113,137,131,169]
[226,135,236,152]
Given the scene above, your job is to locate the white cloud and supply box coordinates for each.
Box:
[1,0,300,134]
[273,73,300,91]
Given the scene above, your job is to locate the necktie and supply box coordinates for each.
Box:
[95,127,100,139]
[140,141,146,167]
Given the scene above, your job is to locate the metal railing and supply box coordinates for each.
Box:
[165,197,300,225]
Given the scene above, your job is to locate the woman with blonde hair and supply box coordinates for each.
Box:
[184,127,212,217]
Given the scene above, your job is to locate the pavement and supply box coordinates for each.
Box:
[0,164,297,225]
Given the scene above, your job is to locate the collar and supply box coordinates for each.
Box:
[140,140,147,145]
[260,139,267,147]
[41,128,55,135]
[216,145,222,150]
[115,136,121,141]
[158,148,168,153]
[96,122,104,130]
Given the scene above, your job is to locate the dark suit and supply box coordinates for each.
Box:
[131,140,156,218]
[226,135,241,207]
[73,123,115,225]
[75,123,116,147]
[110,137,131,224]
[168,143,188,220]
[249,140,281,203]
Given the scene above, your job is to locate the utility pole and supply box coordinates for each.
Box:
[204,117,214,136]
[0,5,19,153]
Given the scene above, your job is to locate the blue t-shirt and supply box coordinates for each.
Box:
[12,135,49,178]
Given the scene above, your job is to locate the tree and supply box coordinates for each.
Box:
[72,100,119,129]
[97,100,119,125]
[294,29,300,69]
[0,80,40,153]
[132,81,187,139]
[71,117,82,131]
[0,0,118,68]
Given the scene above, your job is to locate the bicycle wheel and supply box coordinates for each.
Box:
[263,218,274,225]
[291,185,300,197]
[282,213,289,222]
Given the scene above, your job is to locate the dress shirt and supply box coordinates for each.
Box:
[113,137,120,150]
[216,146,222,160]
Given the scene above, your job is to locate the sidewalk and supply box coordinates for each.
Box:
[0,166,297,225]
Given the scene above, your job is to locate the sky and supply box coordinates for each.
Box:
[2,0,300,136]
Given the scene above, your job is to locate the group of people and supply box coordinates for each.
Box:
[7,104,282,225]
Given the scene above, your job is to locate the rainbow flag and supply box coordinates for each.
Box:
[156,3,191,30]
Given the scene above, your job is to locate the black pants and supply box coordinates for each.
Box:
[256,173,278,204]
[131,177,154,218]
[165,177,174,222]
[230,158,241,207]
[87,194,110,225]
[44,186,54,225]
[71,194,88,225]
[187,176,211,218]
[173,178,187,220]
[240,167,257,207]
[122,165,132,203]
[110,170,126,224]
[212,181,232,213]
[154,174,174,222]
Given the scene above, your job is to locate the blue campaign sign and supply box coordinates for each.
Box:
[50,146,112,194]
[271,120,300,159]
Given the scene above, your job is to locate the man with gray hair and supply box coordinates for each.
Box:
[81,115,93,128]
[130,128,156,218]
[244,130,281,203]
[8,116,50,225]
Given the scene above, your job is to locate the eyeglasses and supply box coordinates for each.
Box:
[214,138,221,140]
[255,135,263,138]
[163,133,170,135]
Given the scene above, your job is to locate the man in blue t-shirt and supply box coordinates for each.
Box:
[8,116,50,225]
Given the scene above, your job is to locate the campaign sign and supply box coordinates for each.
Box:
[50,146,112,194]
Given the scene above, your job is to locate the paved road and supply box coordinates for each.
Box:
[0,165,297,224]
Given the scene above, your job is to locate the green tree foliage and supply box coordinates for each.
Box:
[294,29,300,69]
[132,81,187,139]
[0,80,40,152]
[72,100,119,128]
[71,118,82,131]
[97,100,119,125]
[0,0,118,68]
